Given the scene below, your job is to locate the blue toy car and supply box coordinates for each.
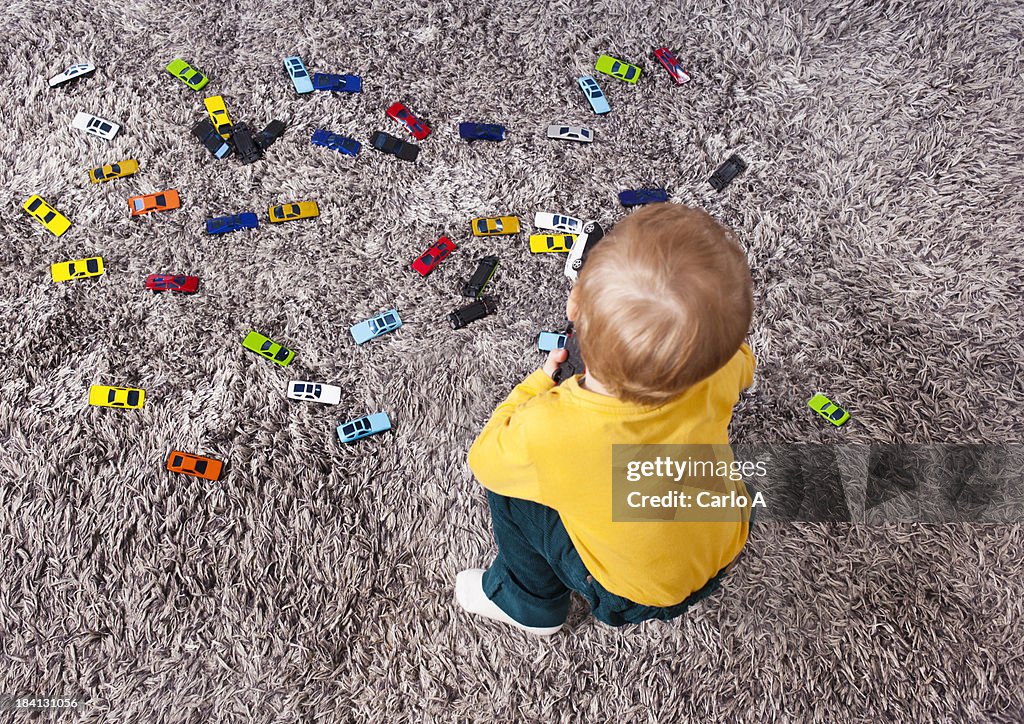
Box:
[284,56,314,94]
[577,76,610,115]
[458,122,507,141]
[206,212,259,235]
[337,412,391,444]
[312,73,362,92]
[619,188,669,207]
[311,128,361,157]
[537,331,568,352]
[350,309,402,345]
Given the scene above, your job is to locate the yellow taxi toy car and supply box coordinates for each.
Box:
[89,159,139,183]
[203,95,233,139]
[529,233,576,253]
[88,385,145,409]
[268,201,319,223]
[471,216,520,236]
[51,256,104,282]
[23,195,72,237]
[595,54,642,84]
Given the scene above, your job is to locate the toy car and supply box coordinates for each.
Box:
[231,123,262,164]
[564,220,605,282]
[71,111,119,140]
[595,54,641,84]
[268,201,319,223]
[88,385,145,409]
[311,128,361,156]
[284,56,314,94]
[458,122,506,141]
[411,235,456,276]
[255,119,286,150]
[23,195,72,237]
[709,154,748,191]
[242,330,295,366]
[386,102,431,140]
[807,393,850,426]
[166,450,223,480]
[51,256,103,282]
[350,309,402,345]
[192,119,232,159]
[165,58,209,90]
[529,234,575,253]
[336,412,391,444]
[287,380,342,405]
[537,331,568,352]
[312,73,362,92]
[203,96,233,139]
[471,216,519,236]
[461,256,499,297]
[534,212,584,234]
[370,131,419,161]
[577,76,611,114]
[206,212,259,234]
[129,190,181,217]
[89,159,139,183]
[552,324,585,383]
[619,188,669,206]
[547,125,594,143]
[653,47,691,84]
[449,296,497,329]
[48,63,96,88]
[145,274,199,293]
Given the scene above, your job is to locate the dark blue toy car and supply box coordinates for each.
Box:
[458,122,506,141]
[618,188,669,207]
[311,128,362,157]
[206,212,259,235]
[312,73,362,93]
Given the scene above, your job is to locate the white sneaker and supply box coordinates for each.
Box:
[454,569,563,636]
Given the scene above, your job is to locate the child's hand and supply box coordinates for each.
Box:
[542,348,569,379]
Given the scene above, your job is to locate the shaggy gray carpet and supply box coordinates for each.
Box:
[2,0,1023,721]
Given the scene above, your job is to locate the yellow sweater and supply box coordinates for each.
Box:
[467,344,756,607]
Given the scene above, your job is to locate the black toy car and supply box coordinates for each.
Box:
[370,131,419,162]
[461,255,499,297]
[709,154,747,191]
[231,123,263,164]
[255,119,286,151]
[191,119,232,159]
[449,296,497,329]
[552,323,584,384]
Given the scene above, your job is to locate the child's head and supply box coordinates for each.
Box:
[570,204,752,406]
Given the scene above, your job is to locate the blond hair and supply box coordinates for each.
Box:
[573,204,752,406]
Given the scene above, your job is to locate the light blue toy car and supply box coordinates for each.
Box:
[577,76,610,115]
[284,56,314,94]
[537,331,568,352]
[350,309,402,345]
[337,412,392,443]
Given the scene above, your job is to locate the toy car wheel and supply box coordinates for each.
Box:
[572,258,583,270]
[583,221,596,234]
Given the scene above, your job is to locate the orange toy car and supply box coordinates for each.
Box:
[129,190,181,217]
[166,450,223,480]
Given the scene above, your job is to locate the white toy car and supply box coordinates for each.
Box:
[547,125,594,143]
[534,212,584,234]
[287,381,342,405]
[564,221,606,283]
[48,63,96,88]
[71,111,119,140]
[284,56,314,94]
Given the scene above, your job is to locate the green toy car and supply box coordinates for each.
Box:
[242,330,295,367]
[166,58,209,90]
[595,54,641,84]
[807,393,850,426]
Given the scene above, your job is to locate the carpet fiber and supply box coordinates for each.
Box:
[2,0,1023,720]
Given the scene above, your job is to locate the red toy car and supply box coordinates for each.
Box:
[386,102,431,140]
[653,47,691,84]
[412,235,456,276]
[145,273,199,293]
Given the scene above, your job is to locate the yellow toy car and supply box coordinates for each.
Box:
[595,54,642,84]
[268,201,319,223]
[529,233,576,253]
[89,159,139,183]
[51,256,104,282]
[471,216,520,236]
[23,195,72,237]
[88,385,145,409]
[203,95,233,139]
